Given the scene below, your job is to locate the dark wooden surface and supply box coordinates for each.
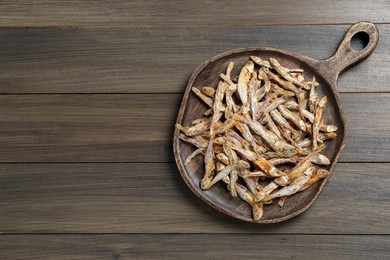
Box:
[0,0,389,26]
[0,163,388,234]
[0,1,389,259]
[0,235,389,260]
[0,25,389,93]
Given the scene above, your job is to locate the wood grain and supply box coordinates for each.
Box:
[0,25,388,93]
[0,93,387,162]
[0,1,387,258]
[0,94,178,162]
[0,234,389,259]
[0,0,389,26]
[0,163,388,234]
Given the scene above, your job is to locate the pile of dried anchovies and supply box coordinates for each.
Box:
[176,56,337,221]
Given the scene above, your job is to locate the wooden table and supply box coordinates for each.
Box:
[0,1,389,259]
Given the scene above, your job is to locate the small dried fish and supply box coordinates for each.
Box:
[263,181,279,194]
[213,81,227,114]
[244,176,259,195]
[274,145,324,186]
[284,100,299,110]
[251,56,272,68]
[226,130,251,150]
[223,144,239,166]
[309,77,319,112]
[209,165,236,188]
[213,144,224,154]
[230,169,238,197]
[191,118,209,125]
[269,157,299,165]
[262,149,298,160]
[237,61,254,109]
[176,119,210,136]
[264,108,284,141]
[296,73,306,84]
[220,73,235,86]
[302,109,337,133]
[270,58,309,90]
[225,138,283,177]
[321,124,338,133]
[310,153,331,165]
[298,92,306,120]
[222,175,230,185]
[233,114,282,152]
[265,97,287,115]
[216,153,230,165]
[200,140,215,190]
[240,170,268,178]
[271,83,295,98]
[258,97,286,122]
[300,169,330,191]
[256,81,271,101]
[319,132,337,142]
[216,161,226,172]
[264,68,300,96]
[293,131,308,143]
[251,71,258,80]
[289,68,304,73]
[238,159,251,169]
[248,77,258,120]
[210,82,227,137]
[255,181,278,202]
[201,86,215,98]
[235,123,267,154]
[268,167,315,199]
[225,84,240,118]
[312,96,327,149]
[179,134,208,150]
[178,56,337,221]
[277,125,302,150]
[236,183,264,221]
[278,105,307,131]
[185,148,203,165]
[270,110,300,138]
[258,67,270,82]
[214,118,237,135]
[226,62,234,79]
[192,87,214,107]
[297,137,312,148]
[278,196,287,207]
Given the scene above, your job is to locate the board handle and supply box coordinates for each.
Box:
[316,21,379,88]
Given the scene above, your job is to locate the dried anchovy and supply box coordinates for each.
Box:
[237,61,254,113]
[201,86,215,97]
[176,56,337,221]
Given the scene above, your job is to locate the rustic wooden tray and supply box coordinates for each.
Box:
[174,22,379,223]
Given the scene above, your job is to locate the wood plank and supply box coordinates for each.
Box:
[0,1,389,26]
[0,94,178,162]
[0,235,388,260]
[0,93,388,162]
[342,94,390,162]
[0,25,388,93]
[0,163,388,233]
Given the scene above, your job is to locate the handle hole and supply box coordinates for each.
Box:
[351,31,370,51]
